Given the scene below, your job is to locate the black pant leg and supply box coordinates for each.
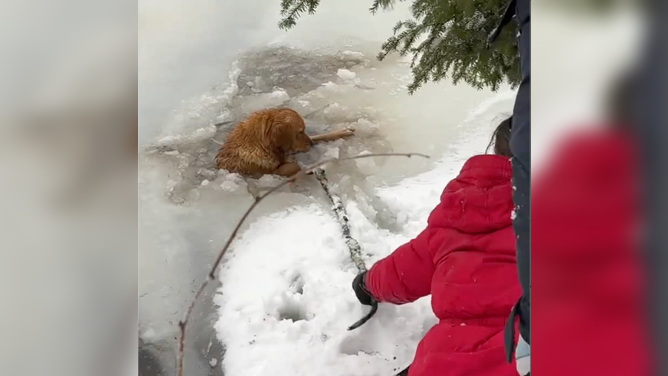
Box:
[510,0,532,344]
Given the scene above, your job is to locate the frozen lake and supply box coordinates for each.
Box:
[138,0,512,374]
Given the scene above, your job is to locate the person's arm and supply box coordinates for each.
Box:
[364,227,438,305]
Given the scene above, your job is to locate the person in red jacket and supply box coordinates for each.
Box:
[352,117,522,376]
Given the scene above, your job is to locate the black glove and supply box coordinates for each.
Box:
[352,271,376,306]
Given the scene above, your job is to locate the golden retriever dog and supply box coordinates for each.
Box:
[216,108,355,177]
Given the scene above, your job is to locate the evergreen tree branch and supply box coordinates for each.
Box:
[278,0,520,93]
[370,0,399,14]
[278,0,321,30]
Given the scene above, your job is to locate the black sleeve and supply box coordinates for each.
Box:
[507,0,532,360]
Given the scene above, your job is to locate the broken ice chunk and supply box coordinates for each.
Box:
[337,69,357,81]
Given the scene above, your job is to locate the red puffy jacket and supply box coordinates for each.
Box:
[366,155,521,376]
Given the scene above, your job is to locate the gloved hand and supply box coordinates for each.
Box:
[352,271,376,306]
[515,334,530,376]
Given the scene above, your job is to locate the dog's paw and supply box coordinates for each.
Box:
[339,127,356,138]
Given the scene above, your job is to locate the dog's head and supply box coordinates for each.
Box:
[263,108,313,154]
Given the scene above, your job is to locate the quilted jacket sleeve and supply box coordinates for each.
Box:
[365,227,437,305]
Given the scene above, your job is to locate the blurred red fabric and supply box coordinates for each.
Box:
[533,129,654,376]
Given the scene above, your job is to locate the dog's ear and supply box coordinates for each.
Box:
[264,117,294,152]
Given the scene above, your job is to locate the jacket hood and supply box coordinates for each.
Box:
[432,155,513,234]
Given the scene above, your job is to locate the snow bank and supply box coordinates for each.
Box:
[215,205,434,376]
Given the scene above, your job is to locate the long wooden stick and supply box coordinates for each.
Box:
[313,168,366,272]
[313,168,379,330]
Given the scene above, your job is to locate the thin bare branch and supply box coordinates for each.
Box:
[176,151,429,376]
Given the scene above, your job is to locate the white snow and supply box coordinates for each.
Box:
[215,206,434,376]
